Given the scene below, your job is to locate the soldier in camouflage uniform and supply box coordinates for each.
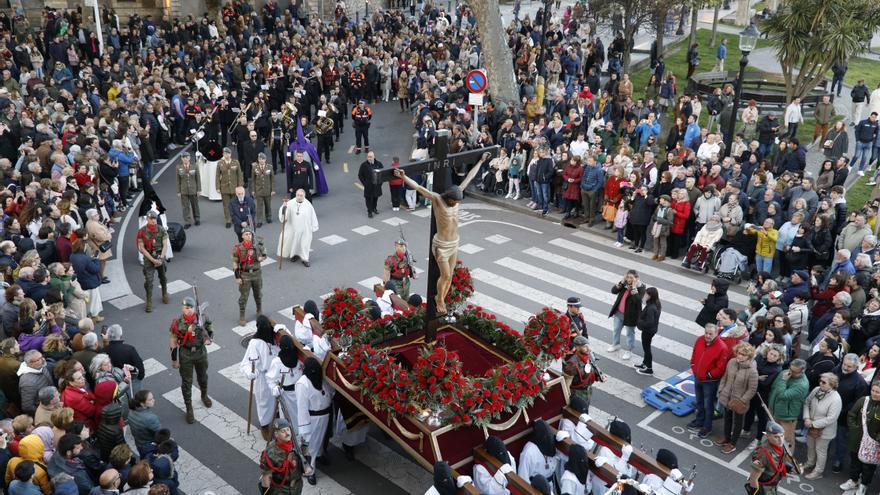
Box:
[216,147,244,229]
[176,153,201,229]
[136,210,169,313]
[251,153,275,227]
[746,421,790,495]
[260,417,312,494]
[169,296,213,424]
[382,239,414,300]
[233,228,267,325]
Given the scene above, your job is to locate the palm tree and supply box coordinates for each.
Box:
[762,0,880,101]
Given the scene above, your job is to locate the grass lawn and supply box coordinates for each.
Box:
[794,116,844,145]
[846,175,874,210]
[844,57,880,87]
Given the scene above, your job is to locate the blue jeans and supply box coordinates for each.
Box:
[142,160,153,183]
[529,178,539,203]
[755,255,773,274]
[831,75,844,96]
[694,379,720,431]
[851,141,873,171]
[611,312,635,351]
[831,423,849,466]
[536,182,551,213]
[758,143,772,158]
[617,228,626,243]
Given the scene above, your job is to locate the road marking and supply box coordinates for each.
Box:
[352,225,379,236]
[485,234,511,244]
[319,234,347,246]
[459,243,484,254]
[382,217,408,226]
[459,219,543,234]
[177,447,242,495]
[411,208,432,218]
[637,411,802,495]
[505,255,704,338]
[205,267,235,280]
[343,162,349,173]
[471,269,679,380]
[261,257,277,267]
[348,145,355,154]
[143,358,167,378]
[207,342,221,353]
[107,294,144,310]
[359,276,383,290]
[165,280,193,295]
[354,181,364,191]
[162,388,352,494]
[558,235,750,306]
[232,320,257,337]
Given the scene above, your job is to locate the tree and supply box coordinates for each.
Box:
[470,0,520,107]
[762,0,880,101]
[589,0,659,70]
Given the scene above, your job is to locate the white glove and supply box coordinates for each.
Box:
[272,386,282,397]
[594,456,608,468]
[621,444,633,462]
[498,463,514,475]
[555,430,571,442]
[583,363,592,374]
[670,468,684,481]
[455,475,473,487]
[304,313,315,321]
[638,483,653,494]
[579,413,593,424]
[585,439,596,450]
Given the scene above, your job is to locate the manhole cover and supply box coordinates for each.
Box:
[239,333,255,348]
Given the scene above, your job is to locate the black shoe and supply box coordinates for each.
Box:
[634,363,647,370]
[256,222,263,228]
[302,260,310,267]
[292,255,300,261]
[636,367,654,376]
[225,222,231,229]
[628,245,637,250]
[101,277,111,284]
[831,461,842,474]
[368,211,373,218]
[195,220,201,226]
[355,148,362,154]
[306,474,317,486]
[635,248,643,253]
[184,224,191,229]
[372,209,379,214]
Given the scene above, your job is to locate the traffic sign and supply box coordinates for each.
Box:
[468,93,484,107]
[466,69,488,94]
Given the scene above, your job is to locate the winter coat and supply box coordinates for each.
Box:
[70,252,101,290]
[768,370,810,421]
[96,402,124,461]
[755,354,783,401]
[562,164,583,200]
[127,407,161,452]
[695,279,730,327]
[608,280,645,327]
[105,341,144,381]
[693,195,721,224]
[4,435,51,495]
[847,396,880,453]
[806,352,839,390]
[17,363,53,415]
[692,224,724,249]
[651,205,674,237]
[61,386,97,430]
[803,387,842,439]
[834,367,868,426]
[718,358,759,409]
[47,453,93,495]
[671,200,690,234]
[628,194,655,226]
[636,301,660,334]
[690,335,729,381]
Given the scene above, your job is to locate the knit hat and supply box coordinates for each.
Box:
[792,270,809,281]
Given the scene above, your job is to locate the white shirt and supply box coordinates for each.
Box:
[784,102,803,124]
[517,441,558,483]
[559,470,587,495]
[293,319,314,347]
[697,142,720,161]
[473,453,517,495]
[559,418,595,451]
[378,291,396,316]
[266,356,304,396]
[569,140,589,158]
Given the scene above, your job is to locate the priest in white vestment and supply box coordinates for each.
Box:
[277,189,319,266]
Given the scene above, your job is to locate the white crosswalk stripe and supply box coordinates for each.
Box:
[557,234,750,306]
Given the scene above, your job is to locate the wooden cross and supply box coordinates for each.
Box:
[373,129,499,332]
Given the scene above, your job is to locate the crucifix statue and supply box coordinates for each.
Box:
[374,129,499,334]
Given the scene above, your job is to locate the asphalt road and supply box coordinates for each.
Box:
[98,99,838,495]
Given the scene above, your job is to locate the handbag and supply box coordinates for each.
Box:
[728,397,748,415]
[808,427,823,438]
[602,202,618,222]
[858,399,880,464]
[98,240,112,253]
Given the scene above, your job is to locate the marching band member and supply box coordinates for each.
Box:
[295,357,334,485]
[593,420,637,495]
[518,420,560,482]
[473,436,517,494]
[266,334,304,425]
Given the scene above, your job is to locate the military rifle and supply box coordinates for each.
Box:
[398,225,417,279]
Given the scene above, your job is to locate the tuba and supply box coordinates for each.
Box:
[315,114,334,135]
[281,102,298,129]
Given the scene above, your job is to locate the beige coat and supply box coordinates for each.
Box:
[803,387,842,440]
[718,358,758,409]
[86,219,113,260]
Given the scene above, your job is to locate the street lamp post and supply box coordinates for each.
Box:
[723,22,760,157]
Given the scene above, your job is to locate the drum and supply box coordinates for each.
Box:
[199,139,223,161]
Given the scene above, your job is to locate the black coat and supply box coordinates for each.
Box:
[628,193,655,226]
[636,301,660,334]
[695,279,730,327]
[835,366,869,426]
[228,195,257,232]
[609,281,645,327]
[105,340,145,380]
[358,160,384,198]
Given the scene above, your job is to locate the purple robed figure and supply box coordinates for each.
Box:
[287,119,329,196]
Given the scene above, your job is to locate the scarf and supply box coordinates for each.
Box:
[706,220,722,231]
[277,439,293,453]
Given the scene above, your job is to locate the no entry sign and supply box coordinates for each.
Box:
[466,69,488,93]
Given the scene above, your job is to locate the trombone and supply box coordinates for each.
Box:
[228,102,252,134]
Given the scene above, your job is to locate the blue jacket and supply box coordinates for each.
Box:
[8,480,43,495]
[580,164,605,192]
[108,148,137,177]
[635,120,661,147]
[71,252,102,290]
[717,43,727,60]
[684,123,702,149]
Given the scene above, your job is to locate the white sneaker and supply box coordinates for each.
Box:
[513,194,521,200]
[856,484,867,495]
[614,242,623,247]
[621,351,631,360]
[840,479,859,491]
[859,170,866,176]
[393,207,399,211]
[869,181,878,186]
[607,344,620,352]
[505,193,513,199]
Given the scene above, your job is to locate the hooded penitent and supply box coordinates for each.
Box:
[485,436,510,465]
[432,461,457,495]
[532,420,556,457]
[278,335,299,369]
[565,444,590,484]
[610,420,632,444]
[303,357,323,391]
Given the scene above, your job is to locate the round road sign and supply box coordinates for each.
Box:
[466,69,488,93]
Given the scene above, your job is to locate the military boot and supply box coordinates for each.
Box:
[256,304,262,315]
[162,288,170,304]
[185,402,194,424]
[145,295,153,313]
[201,391,213,408]
[239,310,246,326]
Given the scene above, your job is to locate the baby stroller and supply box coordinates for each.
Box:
[713,245,749,283]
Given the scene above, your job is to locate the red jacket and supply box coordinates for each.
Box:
[604,175,625,204]
[562,164,583,200]
[61,386,97,430]
[690,336,728,381]
[671,200,691,234]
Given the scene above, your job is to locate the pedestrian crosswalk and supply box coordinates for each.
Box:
[138,211,752,494]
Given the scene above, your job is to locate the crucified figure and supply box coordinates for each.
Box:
[394,152,489,316]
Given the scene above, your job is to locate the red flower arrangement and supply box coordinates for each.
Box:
[345,345,417,417]
[444,261,474,308]
[321,287,366,338]
[523,307,570,362]
[412,346,467,412]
